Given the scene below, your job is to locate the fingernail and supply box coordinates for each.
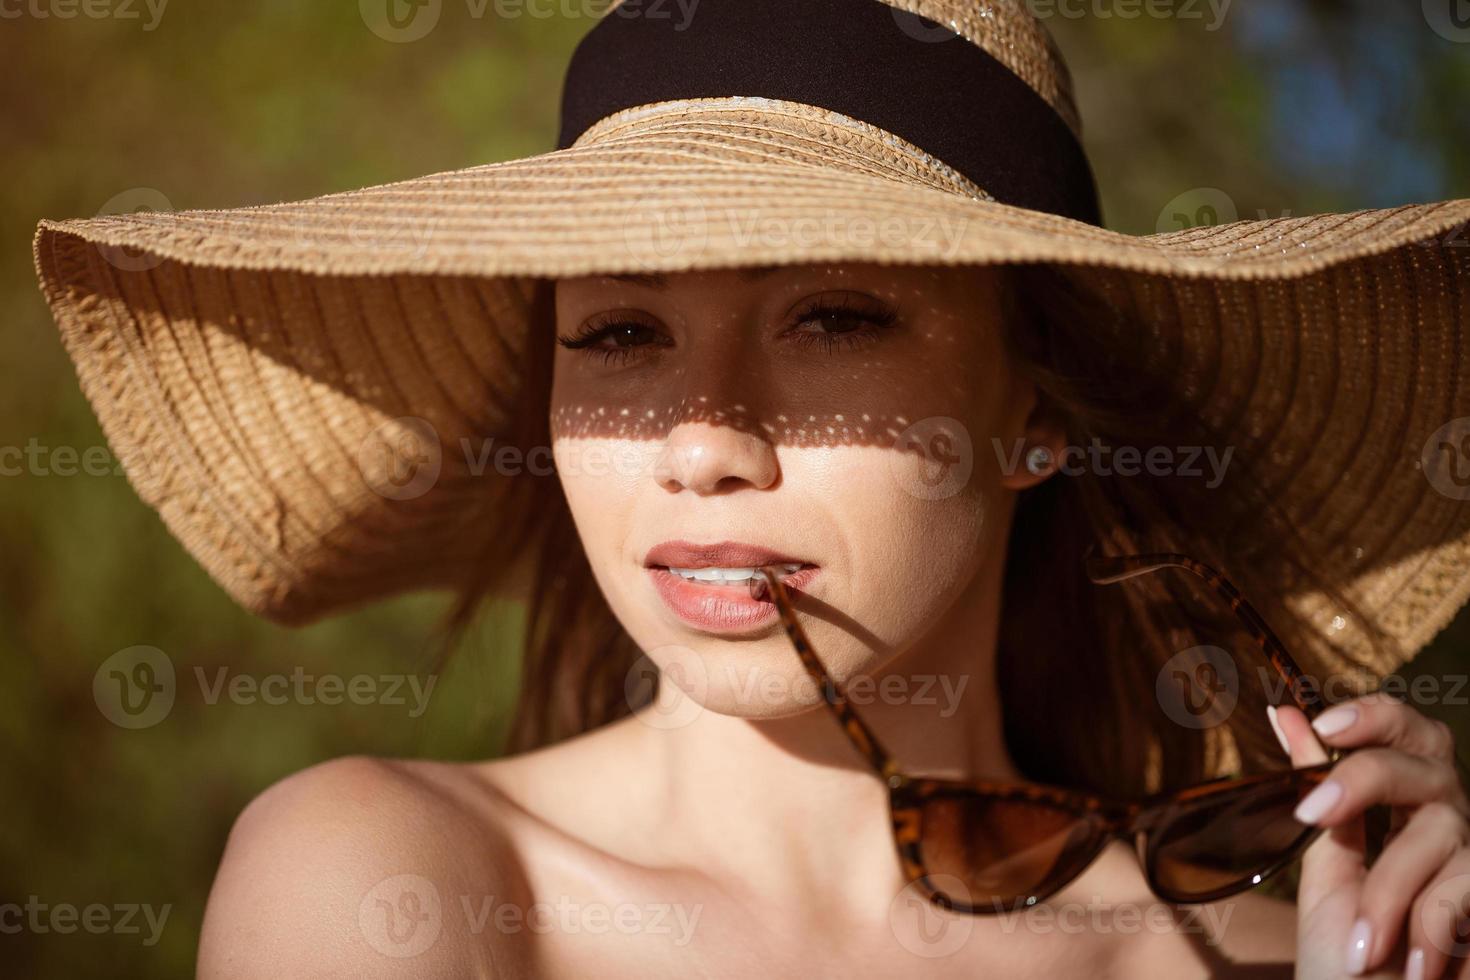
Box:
[1405,946,1425,980]
[1311,704,1358,737]
[1344,917,1372,975]
[1266,704,1290,754]
[1293,779,1343,824]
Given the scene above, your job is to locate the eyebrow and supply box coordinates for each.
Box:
[602,265,783,290]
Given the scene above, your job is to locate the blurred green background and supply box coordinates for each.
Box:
[2,0,1468,975]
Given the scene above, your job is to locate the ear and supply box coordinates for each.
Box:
[998,383,1067,491]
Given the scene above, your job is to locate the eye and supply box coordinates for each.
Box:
[785,293,899,353]
[556,313,670,366]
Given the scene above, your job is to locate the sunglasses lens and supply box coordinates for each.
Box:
[1149,774,1320,900]
[918,795,1104,911]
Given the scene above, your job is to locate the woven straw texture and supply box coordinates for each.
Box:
[28,1,1470,683]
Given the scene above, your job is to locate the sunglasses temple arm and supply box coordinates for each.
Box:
[755,569,903,784]
[1086,553,1340,759]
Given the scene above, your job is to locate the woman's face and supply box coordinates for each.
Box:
[550,262,1054,718]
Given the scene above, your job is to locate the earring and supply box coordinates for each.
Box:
[1025,445,1054,475]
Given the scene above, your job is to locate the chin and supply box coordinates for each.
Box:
[629,632,822,716]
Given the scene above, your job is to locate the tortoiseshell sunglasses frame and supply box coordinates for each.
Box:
[753,552,1347,914]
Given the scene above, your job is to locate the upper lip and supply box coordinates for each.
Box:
[644,540,813,569]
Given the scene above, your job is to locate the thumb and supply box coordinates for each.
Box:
[1270,703,1366,912]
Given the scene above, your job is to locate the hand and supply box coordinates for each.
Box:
[1273,692,1470,979]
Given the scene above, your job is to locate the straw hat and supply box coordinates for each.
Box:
[30,0,1470,679]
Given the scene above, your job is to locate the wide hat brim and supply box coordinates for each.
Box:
[31,96,1470,678]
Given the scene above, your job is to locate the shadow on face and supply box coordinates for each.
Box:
[549,261,1059,720]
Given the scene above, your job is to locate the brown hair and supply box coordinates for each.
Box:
[440,265,1390,801]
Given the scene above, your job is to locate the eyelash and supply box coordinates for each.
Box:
[556,296,899,366]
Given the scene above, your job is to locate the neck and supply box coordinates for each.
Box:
[634,536,1023,918]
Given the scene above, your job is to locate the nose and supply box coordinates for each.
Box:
[653,418,779,494]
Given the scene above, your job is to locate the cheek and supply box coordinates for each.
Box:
[551,434,657,557]
[815,440,998,649]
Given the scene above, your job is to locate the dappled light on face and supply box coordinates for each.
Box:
[549,398,933,452]
[548,261,1013,456]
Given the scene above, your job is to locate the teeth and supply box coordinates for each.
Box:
[666,563,803,584]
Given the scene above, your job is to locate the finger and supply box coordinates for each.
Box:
[1353,801,1470,974]
[1309,692,1460,765]
[1276,703,1367,912]
[1294,749,1464,828]
[1409,853,1470,980]
[1275,702,1331,767]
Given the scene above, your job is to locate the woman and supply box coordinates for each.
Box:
[31,0,1470,976]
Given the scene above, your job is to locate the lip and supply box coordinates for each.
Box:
[644,539,819,634]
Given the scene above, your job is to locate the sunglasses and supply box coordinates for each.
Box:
[751,552,1345,914]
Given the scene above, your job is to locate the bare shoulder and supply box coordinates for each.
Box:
[1121,889,1297,979]
[197,755,535,979]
